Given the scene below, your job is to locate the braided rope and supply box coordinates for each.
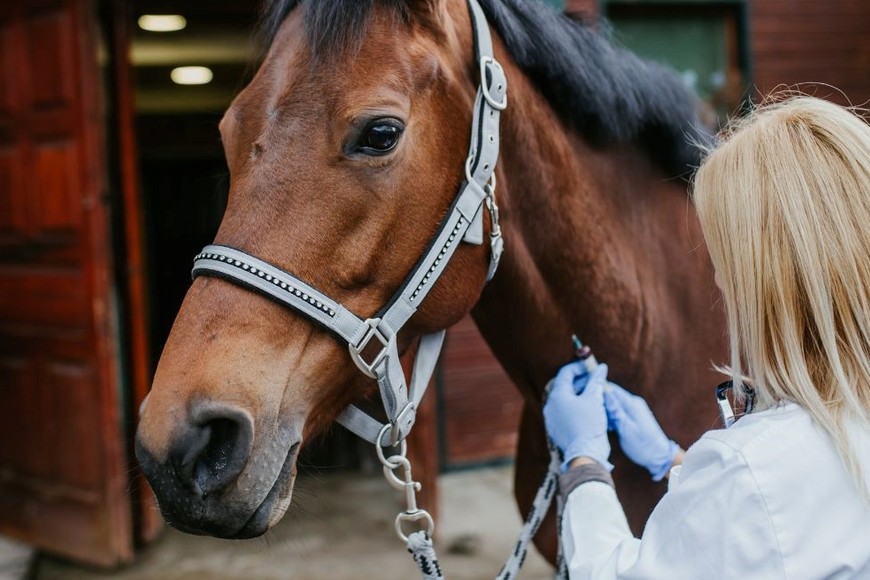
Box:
[494,448,563,580]
[403,374,568,580]
[405,446,565,580]
[407,532,446,580]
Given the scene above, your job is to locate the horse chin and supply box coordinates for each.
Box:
[151,439,301,540]
[231,441,300,539]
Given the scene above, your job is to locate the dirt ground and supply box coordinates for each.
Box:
[32,466,554,580]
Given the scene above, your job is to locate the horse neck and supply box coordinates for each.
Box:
[472,60,713,401]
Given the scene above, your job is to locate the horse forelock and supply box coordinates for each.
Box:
[257,0,431,63]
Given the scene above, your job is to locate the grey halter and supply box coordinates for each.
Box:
[192,0,506,447]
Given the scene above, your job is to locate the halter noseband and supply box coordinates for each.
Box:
[192,0,506,447]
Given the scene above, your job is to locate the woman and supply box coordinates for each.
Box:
[544,96,870,578]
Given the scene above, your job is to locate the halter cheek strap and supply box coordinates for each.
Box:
[192,0,506,447]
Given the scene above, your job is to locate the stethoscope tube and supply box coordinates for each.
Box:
[715,380,756,428]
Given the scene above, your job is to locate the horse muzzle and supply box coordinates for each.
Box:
[135,401,301,538]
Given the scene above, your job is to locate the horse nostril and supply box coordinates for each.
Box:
[194,418,239,495]
[171,404,254,497]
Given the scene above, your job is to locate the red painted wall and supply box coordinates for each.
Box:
[750,0,870,105]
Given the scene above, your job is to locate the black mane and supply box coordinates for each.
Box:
[258,0,708,177]
[258,0,416,63]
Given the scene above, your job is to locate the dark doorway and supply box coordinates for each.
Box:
[131,0,254,369]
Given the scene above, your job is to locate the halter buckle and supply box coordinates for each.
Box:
[480,56,508,110]
[348,318,390,379]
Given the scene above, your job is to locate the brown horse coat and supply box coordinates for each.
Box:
[136,0,727,561]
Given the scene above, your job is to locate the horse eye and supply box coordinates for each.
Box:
[359,123,402,154]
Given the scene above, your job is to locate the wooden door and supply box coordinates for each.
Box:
[0,0,134,566]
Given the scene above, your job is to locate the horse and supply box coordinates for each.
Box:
[135,0,727,563]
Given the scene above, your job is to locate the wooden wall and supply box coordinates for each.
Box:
[566,0,599,18]
[750,0,870,105]
[440,317,523,467]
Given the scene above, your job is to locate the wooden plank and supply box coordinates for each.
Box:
[441,316,523,467]
[751,0,870,104]
[0,268,87,328]
[107,0,163,545]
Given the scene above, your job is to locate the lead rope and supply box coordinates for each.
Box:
[493,377,568,579]
[377,405,569,580]
[494,437,565,580]
[389,339,600,579]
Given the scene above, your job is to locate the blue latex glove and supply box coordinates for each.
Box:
[604,383,680,481]
[543,361,612,472]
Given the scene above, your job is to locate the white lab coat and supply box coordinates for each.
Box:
[562,402,870,579]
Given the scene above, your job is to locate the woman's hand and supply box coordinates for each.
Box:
[544,361,612,472]
[604,383,682,481]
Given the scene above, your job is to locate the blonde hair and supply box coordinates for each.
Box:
[693,95,870,501]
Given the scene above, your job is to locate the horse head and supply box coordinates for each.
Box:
[135,0,498,538]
